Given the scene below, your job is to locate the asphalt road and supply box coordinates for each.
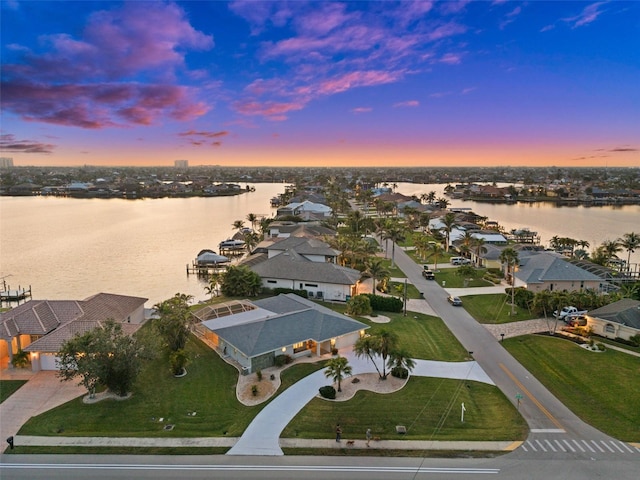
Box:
[1,454,638,480]
[390,244,629,449]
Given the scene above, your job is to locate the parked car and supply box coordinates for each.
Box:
[553,306,587,320]
[450,257,471,266]
[422,269,435,280]
[447,295,463,306]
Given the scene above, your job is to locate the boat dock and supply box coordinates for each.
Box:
[0,284,32,304]
[186,263,228,276]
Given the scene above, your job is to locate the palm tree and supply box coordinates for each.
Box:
[619,232,640,268]
[382,221,405,268]
[600,239,622,266]
[499,247,519,315]
[365,258,390,296]
[427,242,445,271]
[204,272,222,299]
[441,212,457,252]
[426,191,437,205]
[232,219,245,232]
[387,348,416,377]
[245,213,258,231]
[550,290,569,335]
[376,329,399,380]
[324,356,352,392]
[353,336,383,379]
[471,237,487,267]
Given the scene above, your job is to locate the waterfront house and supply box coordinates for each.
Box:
[194,294,368,374]
[512,251,605,293]
[584,299,640,341]
[0,293,147,371]
[265,221,337,239]
[265,236,339,263]
[276,200,332,219]
[246,248,362,301]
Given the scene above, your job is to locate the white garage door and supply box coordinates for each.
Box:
[39,353,60,370]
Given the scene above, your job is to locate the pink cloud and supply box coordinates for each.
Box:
[294,3,356,36]
[351,107,372,114]
[438,53,463,65]
[0,134,55,154]
[427,22,467,41]
[2,3,212,128]
[233,100,304,121]
[563,2,607,28]
[393,100,419,108]
[318,70,404,95]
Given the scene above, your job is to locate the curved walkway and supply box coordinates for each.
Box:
[226,350,494,456]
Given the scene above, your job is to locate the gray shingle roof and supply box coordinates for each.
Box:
[516,252,603,284]
[207,294,368,358]
[266,236,339,257]
[250,249,362,285]
[588,299,640,329]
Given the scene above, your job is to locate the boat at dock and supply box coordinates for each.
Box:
[218,239,245,250]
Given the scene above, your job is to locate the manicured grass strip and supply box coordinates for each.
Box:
[379,258,405,278]
[361,312,469,362]
[462,294,538,324]
[19,336,262,438]
[430,269,494,288]
[388,281,422,299]
[0,380,27,404]
[504,335,640,442]
[282,448,507,458]
[4,446,229,455]
[282,377,528,441]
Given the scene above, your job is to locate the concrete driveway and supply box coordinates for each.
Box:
[0,371,85,450]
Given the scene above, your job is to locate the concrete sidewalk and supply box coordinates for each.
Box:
[11,434,520,452]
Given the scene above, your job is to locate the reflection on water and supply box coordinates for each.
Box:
[1,182,638,306]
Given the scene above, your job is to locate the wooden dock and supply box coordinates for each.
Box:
[0,284,32,304]
[186,263,228,276]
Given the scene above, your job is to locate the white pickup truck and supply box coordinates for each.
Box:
[553,306,587,320]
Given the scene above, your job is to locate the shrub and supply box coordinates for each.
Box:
[627,334,640,347]
[273,287,308,298]
[346,294,372,316]
[505,287,534,309]
[256,370,262,381]
[596,343,606,351]
[251,385,258,396]
[11,349,30,368]
[169,349,190,376]
[362,294,403,313]
[274,354,292,367]
[391,366,409,379]
[488,268,502,276]
[319,385,336,399]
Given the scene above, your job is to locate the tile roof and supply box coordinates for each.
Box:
[516,252,603,284]
[1,293,147,352]
[266,236,339,257]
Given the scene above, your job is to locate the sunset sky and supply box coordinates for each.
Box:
[1,1,638,167]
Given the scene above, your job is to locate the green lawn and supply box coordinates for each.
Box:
[429,269,494,288]
[282,377,528,441]
[379,258,406,278]
[0,380,27,404]
[388,281,422,299]
[356,312,469,362]
[461,294,538,324]
[504,335,640,442]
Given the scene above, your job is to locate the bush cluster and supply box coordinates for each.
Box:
[272,288,308,298]
[391,366,409,379]
[274,354,293,367]
[362,294,403,313]
[319,385,336,399]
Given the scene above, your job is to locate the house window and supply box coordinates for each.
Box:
[304,283,318,288]
[293,341,306,353]
[267,280,277,284]
[604,324,615,334]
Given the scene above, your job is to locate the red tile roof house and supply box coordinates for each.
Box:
[0,293,147,372]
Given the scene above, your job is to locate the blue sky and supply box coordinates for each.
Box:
[1,1,638,167]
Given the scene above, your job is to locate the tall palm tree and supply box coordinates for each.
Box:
[600,239,622,266]
[382,222,405,268]
[365,258,390,296]
[426,191,437,205]
[245,213,258,231]
[441,212,457,252]
[324,356,352,392]
[499,247,519,315]
[619,232,639,267]
[232,219,245,232]
[376,329,399,380]
[353,336,383,379]
[428,242,445,271]
[471,237,487,267]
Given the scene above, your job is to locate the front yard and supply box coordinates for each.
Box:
[461,294,539,324]
[504,334,640,442]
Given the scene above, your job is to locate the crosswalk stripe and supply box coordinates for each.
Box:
[527,441,537,452]
[581,440,595,453]
[535,440,547,452]
[521,444,529,452]
[601,441,615,453]
[610,441,625,453]
[545,440,556,452]
[560,440,574,452]
[618,442,634,453]
[571,439,585,452]
[591,440,605,453]
[554,440,567,452]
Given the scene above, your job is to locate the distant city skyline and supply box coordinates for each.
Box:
[1,1,638,168]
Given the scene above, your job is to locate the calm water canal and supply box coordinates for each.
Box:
[1,182,638,306]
